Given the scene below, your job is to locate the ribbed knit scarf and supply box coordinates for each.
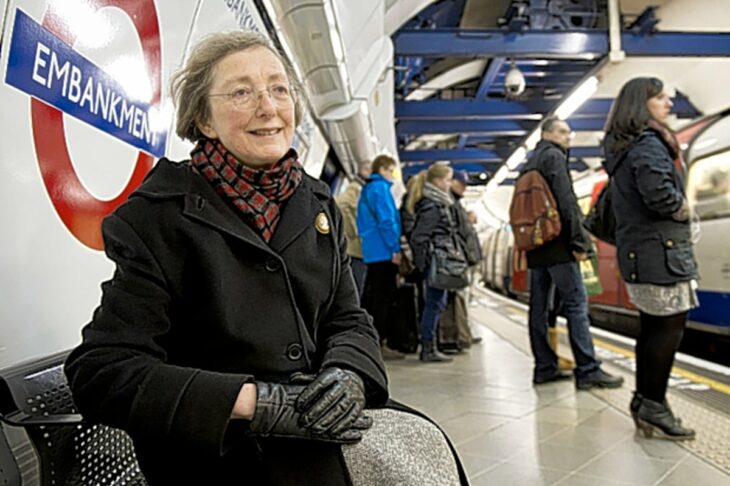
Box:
[423,182,454,207]
[189,138,303,242]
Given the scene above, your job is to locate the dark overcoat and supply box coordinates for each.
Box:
[64,159,389,485]
[604,128,698,284]
[523,140,591,268]
[410,196,462,272]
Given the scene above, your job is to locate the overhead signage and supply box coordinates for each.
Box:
[3,1,163,250]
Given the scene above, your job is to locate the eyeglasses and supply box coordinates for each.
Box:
[208,83,294,111]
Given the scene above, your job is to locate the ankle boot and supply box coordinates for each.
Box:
[630,392,642,427]
[631,393,682,427]
[636,398,695,441]
[420,341,453,363]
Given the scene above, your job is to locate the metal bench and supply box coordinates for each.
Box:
[0,351,147,485]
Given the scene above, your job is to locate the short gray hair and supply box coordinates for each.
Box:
[541,116,562,134]
[170,31,304,142]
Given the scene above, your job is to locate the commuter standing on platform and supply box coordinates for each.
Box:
[357,154,405,359]
[64,31,389,485]
[604,77,697,440]
[335,163,372,298]
[408,164,462,363]
[441,170,483,351]
[523,117,624,389]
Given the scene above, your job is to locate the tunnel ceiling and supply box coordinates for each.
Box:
[390,0,729,186]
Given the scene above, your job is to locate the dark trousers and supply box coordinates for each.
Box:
[349,256,367,299]
[421,284,448,343]
[528,262,600,380]
[362,261,398,344]
[635,311,687,402]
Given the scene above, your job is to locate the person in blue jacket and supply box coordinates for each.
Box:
[357,155,404,359]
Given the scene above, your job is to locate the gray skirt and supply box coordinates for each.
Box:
[625,279,699,316]
[342,409,461,485]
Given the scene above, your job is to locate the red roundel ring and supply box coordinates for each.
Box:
[31,0,161,250]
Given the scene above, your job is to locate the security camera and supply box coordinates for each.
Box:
[504,64,526,97]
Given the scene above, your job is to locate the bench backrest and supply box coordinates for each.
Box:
[0,351,147,485]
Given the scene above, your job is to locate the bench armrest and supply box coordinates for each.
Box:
[0,410,83,427]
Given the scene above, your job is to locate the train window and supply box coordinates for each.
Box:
[686,150,730,221]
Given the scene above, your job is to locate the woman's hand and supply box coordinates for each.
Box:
[248,377,369,443]
[295,367,371,437]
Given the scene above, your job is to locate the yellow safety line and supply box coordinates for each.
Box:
[554,326,730,396]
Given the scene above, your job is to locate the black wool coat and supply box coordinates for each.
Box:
[64,159,388,485]
[604,129,698,284]
[523,140,591,269]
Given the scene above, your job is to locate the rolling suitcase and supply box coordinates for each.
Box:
[387,283,420,354]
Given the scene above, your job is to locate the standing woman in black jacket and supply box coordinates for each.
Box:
[603,77,697,440]
[408,164,460,363]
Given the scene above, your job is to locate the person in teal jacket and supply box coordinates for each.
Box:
[357,155,404,358]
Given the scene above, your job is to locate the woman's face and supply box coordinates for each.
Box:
[646,90,673,123]
[199,47,295,168]
[433,170,453,192]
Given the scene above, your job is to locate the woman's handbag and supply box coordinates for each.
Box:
[427,206,469,290]
[583,182,617,245]
[428,243,470,290]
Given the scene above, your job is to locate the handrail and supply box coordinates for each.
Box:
[0,410,83,427]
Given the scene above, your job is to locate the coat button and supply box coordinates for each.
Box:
[628,251,636,260]
[630,272,637,281]
[286,343,303,361]
[666,239,674,248]
[265,258,281,272]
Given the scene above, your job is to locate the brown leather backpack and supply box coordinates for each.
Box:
[509,170,561,251]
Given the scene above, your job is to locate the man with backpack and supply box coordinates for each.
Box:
[515,117,623,390]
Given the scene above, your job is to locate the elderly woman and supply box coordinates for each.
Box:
[64,31,392,485]
[603,77,697,440]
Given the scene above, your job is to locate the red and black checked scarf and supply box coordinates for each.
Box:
[189,138,303,242]
[648,119,685,175]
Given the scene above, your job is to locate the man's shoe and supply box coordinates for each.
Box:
[533,370,573,385]
[438,342,464,355]
[576,369,624,390]
[381,345,406,360]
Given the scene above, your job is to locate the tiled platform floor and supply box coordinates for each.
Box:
[386,295,730,485]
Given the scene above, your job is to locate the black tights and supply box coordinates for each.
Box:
[635,311,687,402]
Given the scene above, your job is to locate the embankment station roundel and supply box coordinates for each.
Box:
[31,0,161,250]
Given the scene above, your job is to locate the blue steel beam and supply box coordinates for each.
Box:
[402,162,500,176]
[396,99,553,119]
[394,30,607,58]
[494,72,586,84]
[459,57,508,150]
[476,58,506,99]
[399,149,501,162]
[399,148,601,164]
[511,63,593,73]
[398,119,533,135]
[513,159,589,173]
[569,147,602,158]
[398,117,606,135]
[394,29,730,58]
[396,97,699,120]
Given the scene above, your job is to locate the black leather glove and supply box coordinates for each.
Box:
[249,377,369,443]
[295,367,371,437]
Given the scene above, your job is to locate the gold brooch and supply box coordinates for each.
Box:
[315,212,330,234]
